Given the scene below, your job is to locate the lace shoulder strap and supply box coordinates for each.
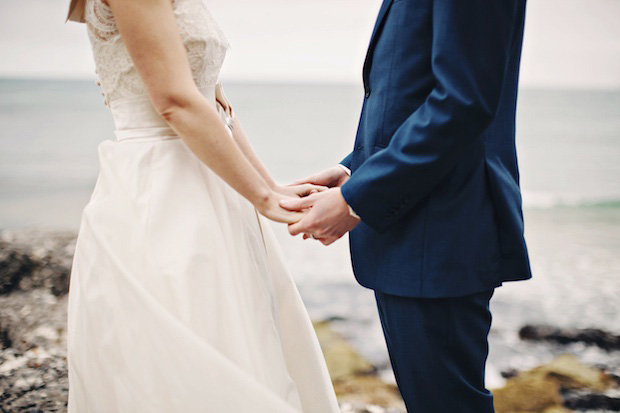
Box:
[85,0,117,42]
[84,0,230,104]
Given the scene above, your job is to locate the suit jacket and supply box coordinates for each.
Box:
[340,0,532,298]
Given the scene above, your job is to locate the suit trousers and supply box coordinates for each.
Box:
[374,288,496,413]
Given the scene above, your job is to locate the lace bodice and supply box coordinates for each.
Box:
[84,0,230,105]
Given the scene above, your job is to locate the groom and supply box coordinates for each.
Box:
[282,0,532,411]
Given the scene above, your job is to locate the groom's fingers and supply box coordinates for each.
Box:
[280,194,317,211]
[288,220,306,236]
[288,214,319,236]
[307,184,329,192]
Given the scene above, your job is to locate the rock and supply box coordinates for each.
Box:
[0,289,68,353]
[563,389,620,411]
[313,320,376,380]
[0,284,69,412]
[340,402,405,413]
[493,354,618,413]
[313,321,405,410]
[520,324,620,351]
[542,407,571,413]
[500,368,519,379]
[0,229,76,296]
[493,372,564,413]
[0,245,36,294]
[0,347,68,412]
[538,353,615,392]
[334,375,405,410]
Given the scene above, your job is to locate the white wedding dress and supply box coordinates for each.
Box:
[66,0,340,411]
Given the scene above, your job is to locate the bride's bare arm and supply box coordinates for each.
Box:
[105,0,302,223]
[228,115,327,198]
[214,83,325,198]
[229,117,277,188]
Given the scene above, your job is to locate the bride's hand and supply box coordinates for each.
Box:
[274,184,328,199]
[256,191,307,224]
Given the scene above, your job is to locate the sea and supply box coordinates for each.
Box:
[1,77,619,390]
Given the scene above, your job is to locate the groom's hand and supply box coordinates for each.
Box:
[280,187,360,246]
[274,184,328,199]
[291,166,350,188]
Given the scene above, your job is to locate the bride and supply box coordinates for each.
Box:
[64,0,340,411]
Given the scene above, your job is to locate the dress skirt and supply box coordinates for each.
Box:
[66,135,339,412]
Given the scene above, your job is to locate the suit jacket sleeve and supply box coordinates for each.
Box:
[340,151,354,170]
[340,0,521,234]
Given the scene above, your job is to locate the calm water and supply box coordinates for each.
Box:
[1,78,619,389]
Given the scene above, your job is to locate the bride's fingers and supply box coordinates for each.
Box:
[280,194,317,211]
[294,184,328,197]
[279,210,305,224]
[263,204,307,224]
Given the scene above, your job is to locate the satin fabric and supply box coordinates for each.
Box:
[66,87,339,412]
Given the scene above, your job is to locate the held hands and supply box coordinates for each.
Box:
[255,184,327,224]
[281,166,358,245]
[280,187,360,246]
[260,166,360,244]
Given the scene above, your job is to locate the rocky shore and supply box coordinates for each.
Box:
[0,229,73,412]
[0,229,404,413]
[1,229,619,412]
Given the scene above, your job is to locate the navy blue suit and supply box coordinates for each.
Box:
[339,0,532,410]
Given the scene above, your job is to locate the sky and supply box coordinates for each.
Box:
[0,0,619,89]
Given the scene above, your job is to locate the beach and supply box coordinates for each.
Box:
[2,228,619,412]
[1,78,619,411]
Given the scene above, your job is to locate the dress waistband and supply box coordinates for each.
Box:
[114,126,180,142]
[110,85,217,142]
